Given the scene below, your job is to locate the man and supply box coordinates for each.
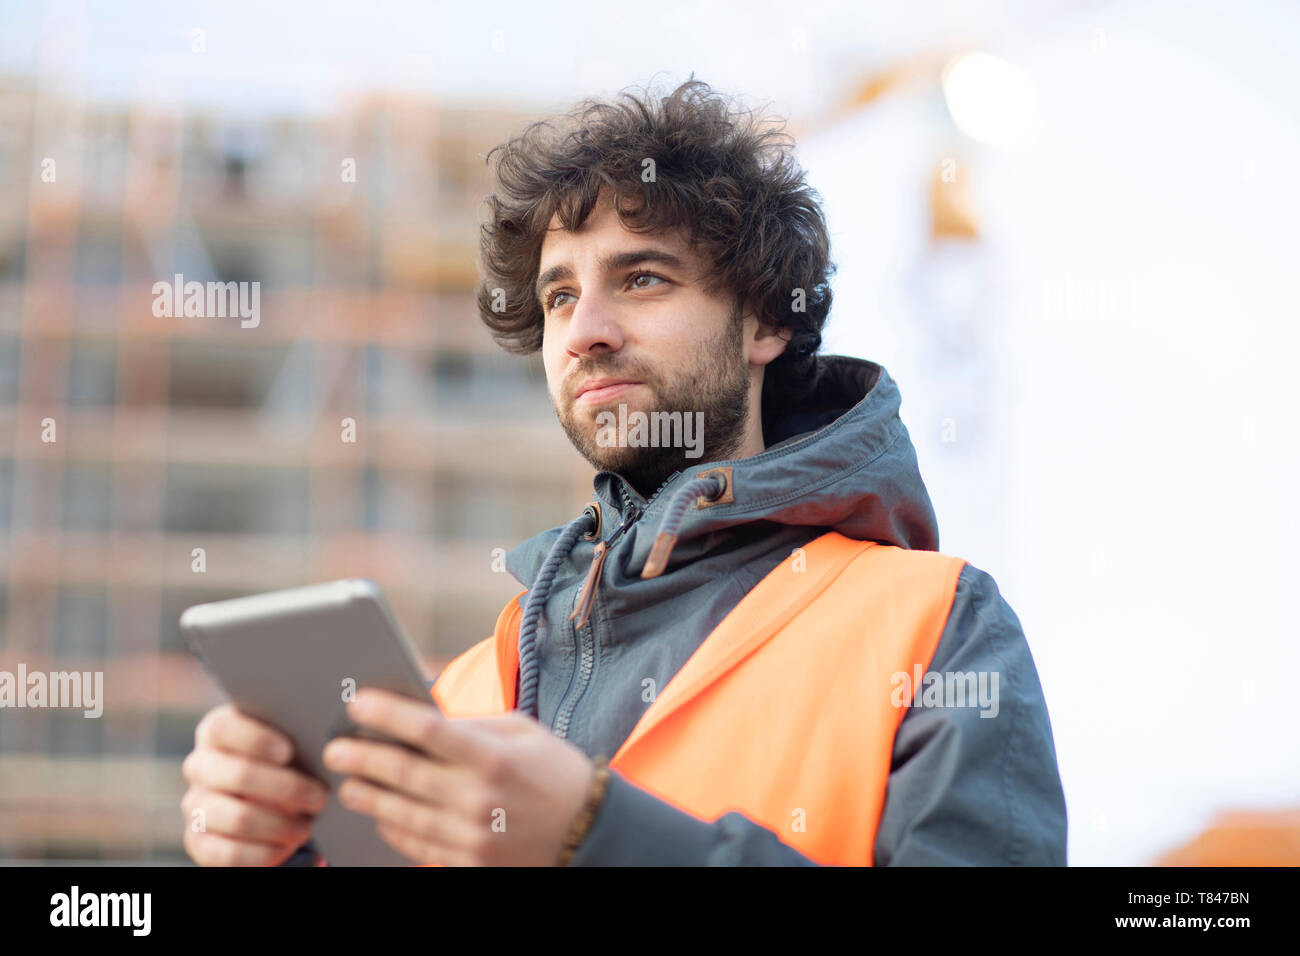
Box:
[180,77,1067,866]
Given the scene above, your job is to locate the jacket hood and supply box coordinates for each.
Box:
[504,355,939,590]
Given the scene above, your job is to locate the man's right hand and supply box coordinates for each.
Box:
[180,703,331,866]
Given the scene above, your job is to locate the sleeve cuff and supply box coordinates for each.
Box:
[564,771,821,866]
[565,771,721,866]
[280,839,323,867]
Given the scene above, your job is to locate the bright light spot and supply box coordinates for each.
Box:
[942,51,1042,148]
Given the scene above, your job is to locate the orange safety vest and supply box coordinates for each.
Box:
[432,530,966,866]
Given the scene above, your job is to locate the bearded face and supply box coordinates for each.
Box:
[549,307,750,498]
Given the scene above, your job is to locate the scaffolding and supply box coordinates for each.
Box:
[0,82,593,860]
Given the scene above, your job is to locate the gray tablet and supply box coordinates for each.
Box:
[180,578,437,867]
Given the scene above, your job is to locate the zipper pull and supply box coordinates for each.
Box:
[569,540,608,630]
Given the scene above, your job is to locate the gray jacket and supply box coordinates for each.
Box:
[288,355,1067,866]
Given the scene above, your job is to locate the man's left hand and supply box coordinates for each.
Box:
[321,688,597,866]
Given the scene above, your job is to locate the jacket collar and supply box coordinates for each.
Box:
[505,355,939,588]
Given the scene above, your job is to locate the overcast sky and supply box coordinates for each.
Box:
[0,0,1094,118]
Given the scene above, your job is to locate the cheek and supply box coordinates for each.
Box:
[542,339,566,400]
[542,319,566,363]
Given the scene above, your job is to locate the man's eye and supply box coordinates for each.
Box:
[630,272,666,289]
[545,272,666,312]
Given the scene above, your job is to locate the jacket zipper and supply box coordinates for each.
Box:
[550,473,677,740]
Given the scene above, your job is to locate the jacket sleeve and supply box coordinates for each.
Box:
[280,839,323,866]
[871,562,1068,865]
[568,562,1067,866]
[566,772,821,866]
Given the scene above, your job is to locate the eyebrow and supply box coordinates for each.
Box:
[535,248,686,304]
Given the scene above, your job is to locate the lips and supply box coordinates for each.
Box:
[575,381,643,406]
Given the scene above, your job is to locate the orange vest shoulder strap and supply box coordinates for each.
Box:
[431,589,524,717]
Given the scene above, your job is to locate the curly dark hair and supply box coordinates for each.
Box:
[475,75,836,418]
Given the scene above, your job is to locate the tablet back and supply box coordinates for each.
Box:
[180,579,435,866]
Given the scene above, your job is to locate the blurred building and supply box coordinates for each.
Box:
[0,79,594,860]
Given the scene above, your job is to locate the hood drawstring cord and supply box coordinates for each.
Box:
[514,472,727,717]
[640,474,726,579]
[515,509,596,718]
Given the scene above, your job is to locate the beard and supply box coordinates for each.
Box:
[551,313,751,500]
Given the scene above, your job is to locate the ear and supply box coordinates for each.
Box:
[745,316,794,368]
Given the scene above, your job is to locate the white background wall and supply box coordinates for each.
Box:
[805,0,1300,865]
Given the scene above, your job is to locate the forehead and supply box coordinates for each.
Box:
[539,193,694,265]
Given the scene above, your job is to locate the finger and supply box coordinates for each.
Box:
[322,737,463,807]
[337,776,477,851]
[182,748,330,816]
[454,712,542,738]
[196,704,295,765]
[349,689,488,766]
[183,828,299,867]
[181,786,315,847]
[375,820,465,866]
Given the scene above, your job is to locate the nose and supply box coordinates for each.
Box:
[563,287,626,359]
